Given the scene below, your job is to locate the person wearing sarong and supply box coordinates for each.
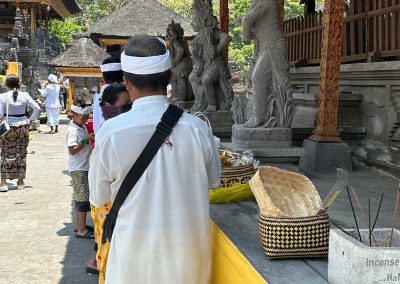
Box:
[88,83,131,281]
[40,74,61,134]
[92,57,123,134]
[89,35,221,284]
[0,75,40,192]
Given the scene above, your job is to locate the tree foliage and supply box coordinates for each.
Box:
[48,18,82,47]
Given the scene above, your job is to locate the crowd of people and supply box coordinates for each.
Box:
[67,35,221,284]
[0,35,221,284]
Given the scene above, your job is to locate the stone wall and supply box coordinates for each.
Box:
[289,61,400,175]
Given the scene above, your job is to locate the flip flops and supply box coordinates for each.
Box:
[85,267,99,275]
[75,230,94,239]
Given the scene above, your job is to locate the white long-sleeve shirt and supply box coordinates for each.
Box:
[92,84,109,134]
[40,83,60,108]
[89,95,221,284]
[0,91,41,126]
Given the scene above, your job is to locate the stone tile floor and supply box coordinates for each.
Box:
[0,123,398,284]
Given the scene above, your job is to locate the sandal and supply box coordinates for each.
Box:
[74,225,94,233]
[75,230,94,239]
[85,267,99,275]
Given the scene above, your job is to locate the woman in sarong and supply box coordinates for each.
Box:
[0,75,40,192]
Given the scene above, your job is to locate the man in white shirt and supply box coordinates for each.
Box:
[89,35,221,284]
[40,74,61,134]
[93,57,123,134]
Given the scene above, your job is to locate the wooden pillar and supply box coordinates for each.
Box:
[310,0,345,142]
[30,5,37,48]
[68,78,75,110]
[278,0,285,26]
[220,0,229,61]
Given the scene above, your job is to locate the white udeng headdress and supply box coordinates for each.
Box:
[100,63,122,72]
[121,38,171,75]
[71,105,91,115]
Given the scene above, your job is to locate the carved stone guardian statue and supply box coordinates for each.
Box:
[241,0,293,128]
[230,0,302,161]
[166,20,194,103]
[189,0,234,113]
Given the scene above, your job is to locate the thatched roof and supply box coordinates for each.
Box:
[49,38,109,68]
[88,0,194,38]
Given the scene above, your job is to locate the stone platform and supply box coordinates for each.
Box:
[203,111,234,138]
[228,125,304,162]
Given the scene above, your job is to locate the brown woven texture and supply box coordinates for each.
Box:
[259,214,330,259]
[219,164,256,188]
[249,166,322,217]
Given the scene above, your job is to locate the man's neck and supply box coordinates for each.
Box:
[131,89,167,101]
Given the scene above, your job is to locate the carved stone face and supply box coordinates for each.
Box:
[191,11,202,32]
[166,27,175,40]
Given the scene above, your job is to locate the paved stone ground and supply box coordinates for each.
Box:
[0,123,398,284]
[0,125,98,284]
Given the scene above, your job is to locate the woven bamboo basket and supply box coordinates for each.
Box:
[249,166,329,259]
[220,164,257,188]
[259,214,330,259]
[249,166,322,217]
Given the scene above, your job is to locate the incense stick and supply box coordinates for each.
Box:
[368,199,371,247]
[347,186,362,243]
[389,185,400,247]
[350,185,379,244]
[331,221,358,240]
[371,193,384,232]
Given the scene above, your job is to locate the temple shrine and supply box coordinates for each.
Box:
[0,0,81,97]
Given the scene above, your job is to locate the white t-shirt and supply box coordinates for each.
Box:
[92,84,109,134]
[66,121,92,172]
[89,95,221,284]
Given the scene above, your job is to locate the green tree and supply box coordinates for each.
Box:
[48,18,82,47]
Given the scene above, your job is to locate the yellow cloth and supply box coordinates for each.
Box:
[91,203,111,284]
[210,220,267,284]
[210,183,254,203]
[92,209,266,284]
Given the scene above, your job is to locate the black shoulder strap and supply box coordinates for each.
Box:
[102,104,183,244]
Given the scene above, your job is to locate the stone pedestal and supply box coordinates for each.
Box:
[203,111,234,138]
[299,138,353,174]
[229,125,304,162]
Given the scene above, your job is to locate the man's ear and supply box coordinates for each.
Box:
[123,75,137,100]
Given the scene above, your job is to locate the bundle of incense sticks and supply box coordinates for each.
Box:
[315,187,342,216]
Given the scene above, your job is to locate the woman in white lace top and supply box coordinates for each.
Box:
[0,75,40,192]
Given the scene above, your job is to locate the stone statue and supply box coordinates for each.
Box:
[189,0,234,112]
[241,0,293,128]
[166,20,194,102]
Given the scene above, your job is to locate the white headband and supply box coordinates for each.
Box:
[100,63,122,72]
[121,39,171,75]
[71,105,91,115]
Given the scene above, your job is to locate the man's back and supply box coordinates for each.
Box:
[89,95,220,284]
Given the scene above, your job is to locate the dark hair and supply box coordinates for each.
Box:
[102,57,124,84]
[100,83,128,106]
[123,35,171,91]
[5,75,20,102]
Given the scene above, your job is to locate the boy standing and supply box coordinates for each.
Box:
[67,102,94,239]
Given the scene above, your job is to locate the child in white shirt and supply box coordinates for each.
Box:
[66,102,94,239]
